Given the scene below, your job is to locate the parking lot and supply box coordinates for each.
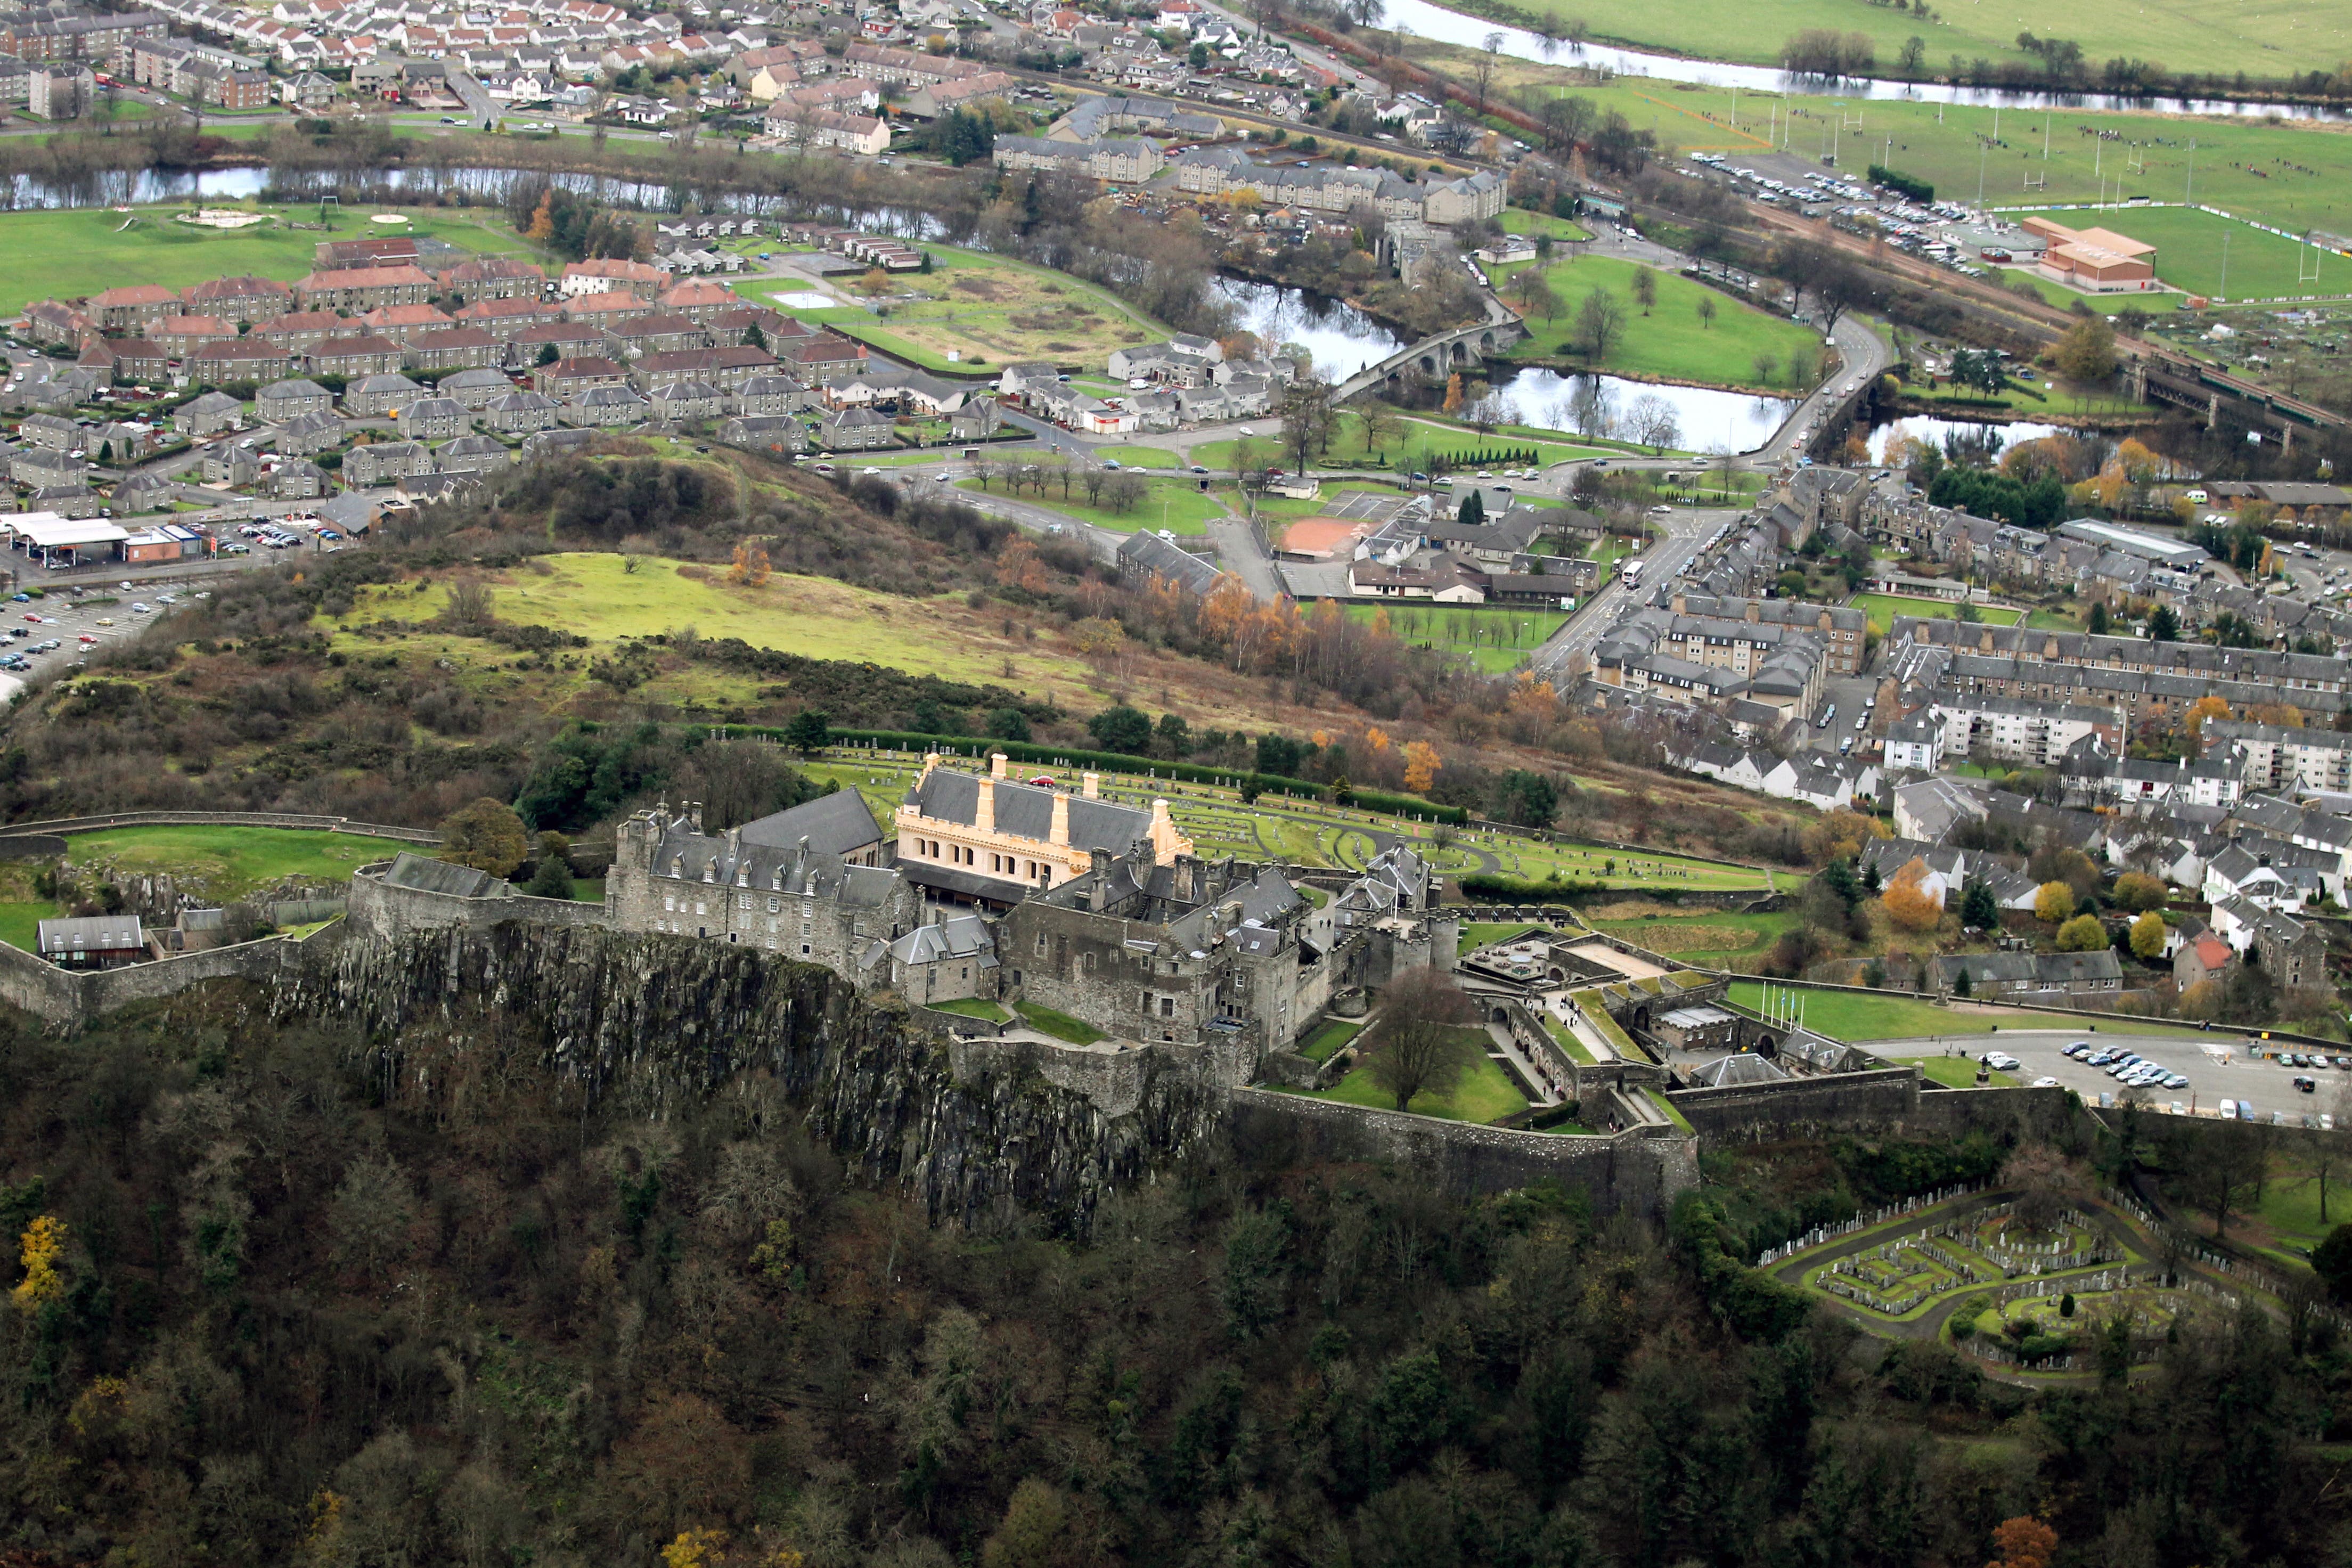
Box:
[1926,1029,2352,1124]
[0,579,187,690]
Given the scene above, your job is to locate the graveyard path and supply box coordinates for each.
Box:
[1764,1193,2238,1384]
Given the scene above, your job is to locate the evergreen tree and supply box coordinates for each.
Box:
[1457,488,1485,527]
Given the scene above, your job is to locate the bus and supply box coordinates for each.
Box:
[1619,558,1644,590]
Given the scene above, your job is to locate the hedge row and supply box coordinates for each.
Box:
[1868,164,1933,202]
[725,725,1474,826]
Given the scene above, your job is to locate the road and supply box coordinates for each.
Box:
[1910,1029,2352,1125]
[1524,504,1730,677]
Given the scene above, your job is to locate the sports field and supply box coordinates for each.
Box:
[1436,0,2342,106]
[763,244,1168,372]
[0,204,537,317]
[1514,74,2352,245]
[1724,981,2198,1042]
[2005,207,2326,303]
[1846,594,2022,636]
[1491,252,1822,392]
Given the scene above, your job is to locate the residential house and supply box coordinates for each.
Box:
[273,409,345,456]
[308,334,406,378]
[395,397,470,441]
[256,378,334,423]
[341,373,426,419]
[818,405,894,451]
[173,390,243,437]
[561,383,652,427]
[480,390,560,432]
[344,439,433,487]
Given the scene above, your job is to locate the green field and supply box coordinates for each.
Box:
[0,203,538,317]
[1482,74,2352,244]
[1493,252,1823,394]
[2250,1164,2348,1269]
[1092,445,1183,469]
[1014,1000,1106,1044]
[958,474,1224,535]
[1446,13,2347,139]
[1584,909,1794,967]
[1297,1028,1529,1123]
[1847,594,2023,636]
[1193,410,1624,473]
[1346,603,1572,672]
[0,899,58,952]
[1297,1018,1363,1064]
[762,243,1168,372]
[2005,208,2326,303]
[67,826,404,899]
[1499,208,1592,243]
[1725,981,2196,1042]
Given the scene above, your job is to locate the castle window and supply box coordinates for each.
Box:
[1034,935,1047,957]
[801,944,812,957]
[769,897,781,913]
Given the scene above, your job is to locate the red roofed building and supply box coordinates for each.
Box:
[89,284,180,331]
[294,264,436,312]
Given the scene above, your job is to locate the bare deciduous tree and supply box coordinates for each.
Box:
[1365,968,1479,1112]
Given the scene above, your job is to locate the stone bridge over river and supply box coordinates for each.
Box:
[1328,305,1529,404]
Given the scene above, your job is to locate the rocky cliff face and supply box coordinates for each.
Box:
[272,921,1229,1234]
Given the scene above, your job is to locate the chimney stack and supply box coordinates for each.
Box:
[1049,790,1070,847]
[976,774,995,833]
[1082,771,1100,799]
[991,752,1008,780]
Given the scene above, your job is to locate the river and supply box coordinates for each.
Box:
[1371,0,2348,120]
[1215,276,1796,451]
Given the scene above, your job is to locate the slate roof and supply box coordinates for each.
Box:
[738,788,884,859]
[907,767,1152,854]
[381,851,509,899]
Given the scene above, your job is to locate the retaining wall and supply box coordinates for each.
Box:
[1228,1087,1699,1215]
[347,867,614,941]
[0,810,440,844]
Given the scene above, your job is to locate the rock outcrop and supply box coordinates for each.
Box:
[272,920,1229,1234]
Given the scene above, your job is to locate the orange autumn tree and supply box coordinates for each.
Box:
[1988,1516,2057,1568]
[1881,855,1944,932]
[1402,740,1442,794]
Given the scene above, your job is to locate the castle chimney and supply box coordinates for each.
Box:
[1082,771,1100,799]
[991,752,1009,780]
[1049,790,1070,847]
[689,801,704,832]
[976,774,995,833]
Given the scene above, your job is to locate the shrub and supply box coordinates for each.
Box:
[2055,913,2108,952]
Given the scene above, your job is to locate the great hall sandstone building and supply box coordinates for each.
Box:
[892,750,1193,907]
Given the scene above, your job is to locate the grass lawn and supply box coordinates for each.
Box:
[958,475,1223,535]
[329,553,1098,692]
[1487,838,1774,892]
[1583,909,1794,967]
[1191,410,1619,475]
[2024,608,2082,631]
[1499,208,1591,243]
[2250,1164,2351,1268]
[762,243,1168,372]
[1014,1000,1105,1044]
[0,899,59,952]
[1990,270,2186,318]
[0,204,538,317]
[1303,1031,1528,1123]
[1492,252,1820,393]
[1725,981,2196,1042]
[1298,1018,1362,1064]
[929,997,1011,1023]
[1346,602,1571,672]
[1884,1054,2023,1089]
[1461,922,1546,949]
[1846,594,2023,636]
[1093,445,1183,469]
[67,826,401,900]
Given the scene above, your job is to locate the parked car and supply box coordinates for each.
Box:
[1981,1050,2020,1072]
